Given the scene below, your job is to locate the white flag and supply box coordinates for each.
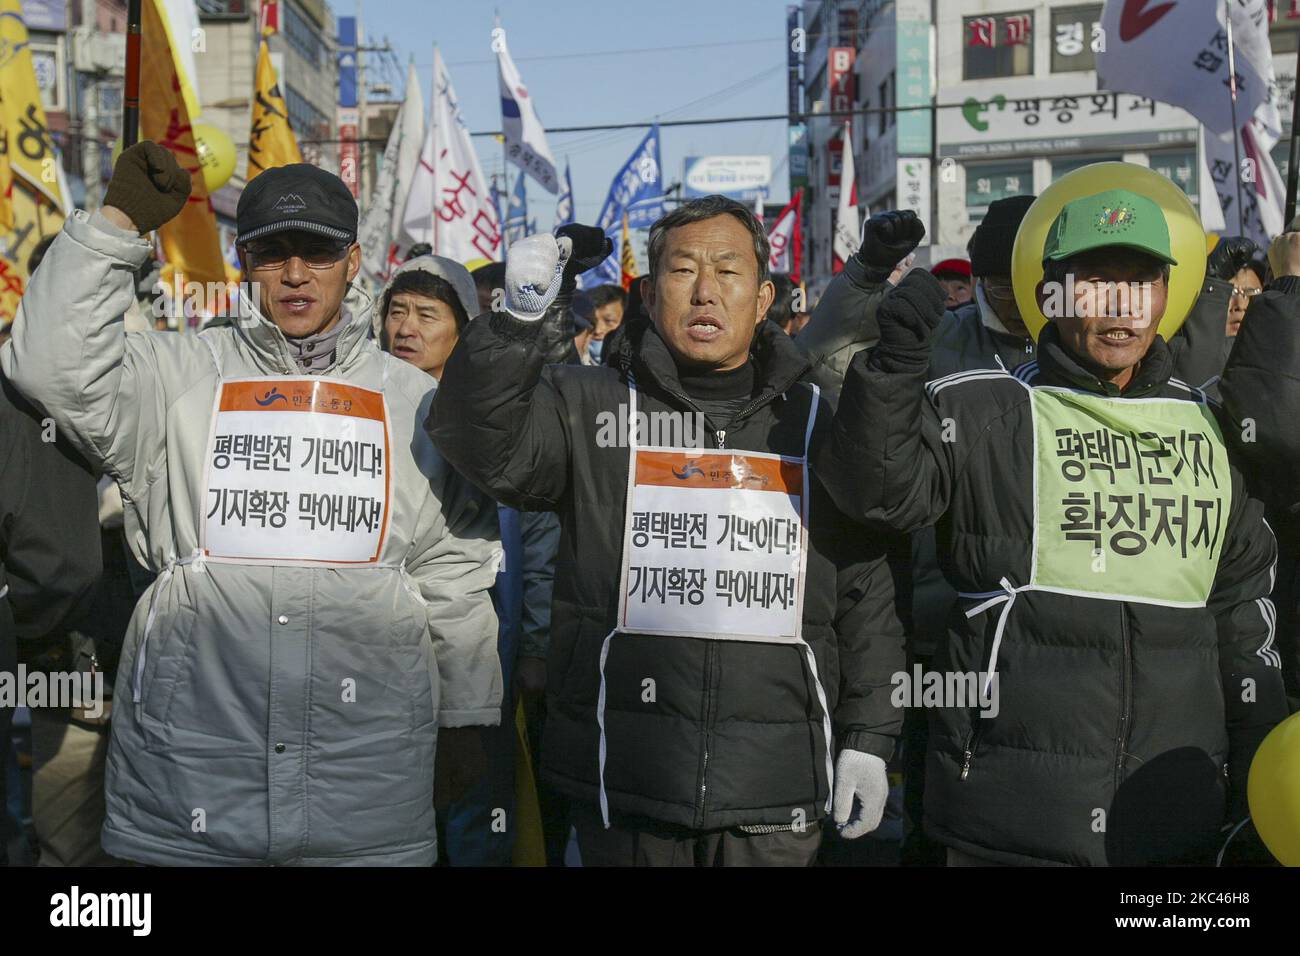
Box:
[1200,0,1284,244]
[1095,0,1267,136]
[496,27,559,194]
[359,62,424,283]
[833,120,859,268]
[400,47,502,264]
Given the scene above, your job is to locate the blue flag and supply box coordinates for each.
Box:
[505,172,529,246]
[581,126,664,288]
[555,160,574,226]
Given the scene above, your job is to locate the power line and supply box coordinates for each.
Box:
[299,93,1121,145]
[424,36,784,68]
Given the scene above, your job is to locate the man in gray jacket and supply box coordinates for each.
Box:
[2,143,502,866]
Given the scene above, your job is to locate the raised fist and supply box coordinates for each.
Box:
[859,210,926,281]
[103,141,192,234]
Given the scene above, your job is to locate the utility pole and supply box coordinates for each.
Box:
[80,0,101,210]
[357,0,368,202]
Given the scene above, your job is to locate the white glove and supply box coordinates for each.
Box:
[832,749,889,839]
[505,233,573,321]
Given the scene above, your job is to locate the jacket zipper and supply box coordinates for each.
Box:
[1114,607,1133,792]
[715,429,726,449]
[960,725,984,780]
[698,641,715,828]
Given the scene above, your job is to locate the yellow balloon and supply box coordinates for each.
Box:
[192,122,237,195]
[1011,162,1207,342]
[1249,711,1300,866]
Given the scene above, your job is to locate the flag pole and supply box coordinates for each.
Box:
[1286,41,1300,228]
[1225,0,1245,236]
[123,0,143,147]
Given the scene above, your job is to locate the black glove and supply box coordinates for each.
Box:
[875,268,947,355]
[1207,236,1260,282]
[103,141,191,233]
[858,210,926,282]
[556,223,613,278]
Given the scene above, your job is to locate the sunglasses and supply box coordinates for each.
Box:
[1230,286,1263,299]
[241,238,351,271]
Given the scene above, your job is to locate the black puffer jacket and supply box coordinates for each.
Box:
[1220,276,1300,703]
[820,311,1286,866]
[430,314,906,830]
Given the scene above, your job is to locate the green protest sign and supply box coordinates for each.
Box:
[1030,388,1231,607]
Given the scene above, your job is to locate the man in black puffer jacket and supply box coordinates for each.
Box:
[430,197,906,866]
[821,187,1287,866]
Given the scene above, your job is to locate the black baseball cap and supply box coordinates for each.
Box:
[235,164,358,246]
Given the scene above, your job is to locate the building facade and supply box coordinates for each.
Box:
[796,0,1300,289]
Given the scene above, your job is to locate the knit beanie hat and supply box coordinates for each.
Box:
[967,195,1036,277]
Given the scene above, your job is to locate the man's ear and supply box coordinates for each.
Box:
[755,278,775,326]
[346,242,362,283]
[639,275,654,319]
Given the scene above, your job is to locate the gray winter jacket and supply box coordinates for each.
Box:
[1,210,502,866]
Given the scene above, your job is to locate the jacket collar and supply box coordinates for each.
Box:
[210,285,376,375]
[1034,323,1173,397]
[613,317,812,415]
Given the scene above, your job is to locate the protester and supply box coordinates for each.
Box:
[930,257,972,309]
[767,274,810,337]
[0,370,103,868]
[430,196,906,867]
[1220,226,1300,704]
[586,283,626,365]
[378,255,477,381]
[472,261,506,315]
[28,471,150,867]
[821,189,1287,866]
[376,252,563,866]
[1,144,502,866]
[1208,237,1266,339]
[571,290,597,364]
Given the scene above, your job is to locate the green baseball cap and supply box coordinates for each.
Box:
[1042,188,1178,266]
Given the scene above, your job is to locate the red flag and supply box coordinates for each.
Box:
[767,189,802,285]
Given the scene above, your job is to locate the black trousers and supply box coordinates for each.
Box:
[571,803,822,867]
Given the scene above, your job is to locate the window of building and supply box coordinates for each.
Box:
[284,85,328,141]
[283,2,324,68]
[196,0,251,15]
[965,160,1033,223]
[963,11,1034,80]
[1050,4,1104,73]
[1149,149,1199,205]
[28,38,63,112]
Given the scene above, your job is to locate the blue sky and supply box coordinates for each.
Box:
[359,0,793,230]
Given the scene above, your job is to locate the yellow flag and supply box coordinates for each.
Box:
[620,212,636,292]
[140,0,227,291]
[248,39,302,180]
[0,0,66,323]
[0,85,13,233]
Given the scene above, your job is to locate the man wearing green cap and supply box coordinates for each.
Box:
[817,187,1287,866]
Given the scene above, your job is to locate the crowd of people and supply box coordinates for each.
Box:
[0,141,1295,867]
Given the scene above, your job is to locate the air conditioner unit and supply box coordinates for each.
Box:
[71,27,126,75]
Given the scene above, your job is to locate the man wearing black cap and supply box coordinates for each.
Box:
[930,195,1038,379]
[2,143,504,865]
